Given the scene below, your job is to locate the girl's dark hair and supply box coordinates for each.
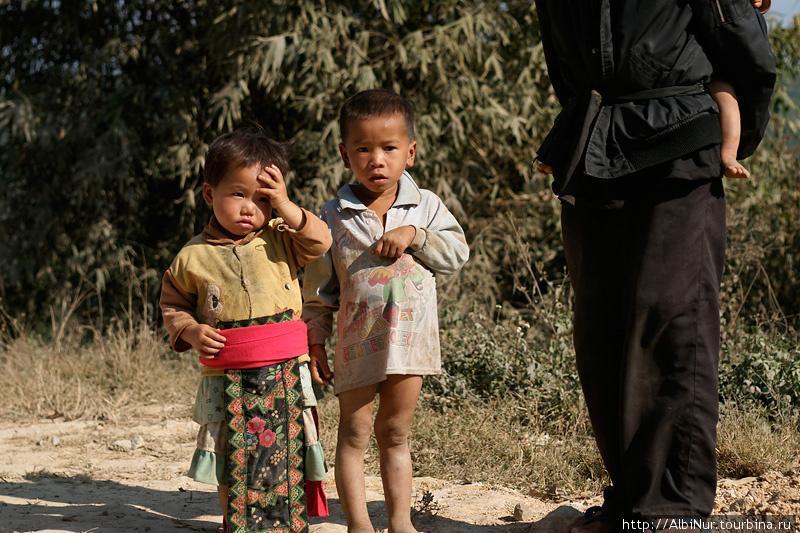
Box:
[339,88,415,143]
[203,127,293,187]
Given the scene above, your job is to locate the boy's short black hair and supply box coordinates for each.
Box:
[204,127,292,188]
[339,89,415,143]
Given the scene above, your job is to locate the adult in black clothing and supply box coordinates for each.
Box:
[532,0,775,529]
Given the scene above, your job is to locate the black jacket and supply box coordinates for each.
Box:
[534,0,776,195]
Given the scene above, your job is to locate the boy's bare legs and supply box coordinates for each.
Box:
[374,375,423,533]
[336,383,379,533]
[710,80,750,179]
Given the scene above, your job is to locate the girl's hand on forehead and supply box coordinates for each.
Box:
[257,164,290,209]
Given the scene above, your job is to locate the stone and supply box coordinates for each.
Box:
[513,502,535,522]
[111,439,133,452]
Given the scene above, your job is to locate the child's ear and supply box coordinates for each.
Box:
[406,140,417,167]
[202,183,214,205]
[339,144,352,169]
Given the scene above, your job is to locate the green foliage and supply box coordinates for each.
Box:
[1,2,799,421]
[718,19,800,334]
[0,0,551,322]
[720,326,800,416]
[431,222,579,407]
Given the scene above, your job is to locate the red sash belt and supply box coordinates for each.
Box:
[200,321,309,369]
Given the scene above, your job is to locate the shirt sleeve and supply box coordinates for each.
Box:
[301,207,340,347]
[407,193,470,276]
[282,207,333,268]
[691,0,776,158]
[159,268,199,353]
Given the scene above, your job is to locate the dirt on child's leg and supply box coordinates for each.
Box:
[374,374,423,533]
[336,384,380,533]
[217,486,228,532]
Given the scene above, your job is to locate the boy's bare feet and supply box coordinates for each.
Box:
[723,161,751,179]
[388,525,422,533]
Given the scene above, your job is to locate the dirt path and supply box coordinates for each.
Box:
[1,408,798,532]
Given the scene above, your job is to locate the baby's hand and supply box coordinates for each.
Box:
[181,324,226,359]
[256,165,290,210]
[309,344,333,386]
[374,226,416,259]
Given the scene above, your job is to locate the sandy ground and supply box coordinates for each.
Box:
[1,405,798,533]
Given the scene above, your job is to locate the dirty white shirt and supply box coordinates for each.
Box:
[302,172,469,394]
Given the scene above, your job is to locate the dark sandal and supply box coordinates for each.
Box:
[560,506,616,533]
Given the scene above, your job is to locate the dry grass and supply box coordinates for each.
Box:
[0,316,196,422]
[317,390,800,495]
[717,404,800,478]
[1,312,798,495]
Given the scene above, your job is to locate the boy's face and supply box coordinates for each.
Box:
[339,112,416,200]
[202,164,271,237]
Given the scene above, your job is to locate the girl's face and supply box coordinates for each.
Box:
[338,112,416,202]
[202,165,271,238]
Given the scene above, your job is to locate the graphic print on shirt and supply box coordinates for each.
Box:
[340,252,430,363]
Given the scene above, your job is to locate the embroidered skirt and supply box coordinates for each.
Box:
[225,358,307,533]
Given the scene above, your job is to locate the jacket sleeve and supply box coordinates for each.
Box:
[407,193,470,276]
[692,0,776,158]
[534,0,577,107]
[159,269,199,353]
[283,207,333,268]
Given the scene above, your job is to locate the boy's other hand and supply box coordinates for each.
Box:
[536,163,553,175]
[309,344,333,386]
[374,226,416,259]
[181,324,226,359]
[257,165,291,209]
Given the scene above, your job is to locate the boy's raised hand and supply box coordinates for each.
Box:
[257,165,304,229]
[308,344,333,386]
[374,225,416,259]
[181,323,226,359]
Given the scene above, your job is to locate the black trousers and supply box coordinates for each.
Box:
[561,177,726,520]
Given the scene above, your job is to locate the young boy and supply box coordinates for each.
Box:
[160,129,331,533]
[711,0,771,179]
[302,89,469,533]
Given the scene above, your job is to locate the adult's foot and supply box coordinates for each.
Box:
[562,507,619,533]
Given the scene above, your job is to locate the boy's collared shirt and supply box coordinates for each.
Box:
[303,172,469,394]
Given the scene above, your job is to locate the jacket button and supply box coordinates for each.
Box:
[243,279,250,286]
[234,246,242,254]
[284,283,292,290]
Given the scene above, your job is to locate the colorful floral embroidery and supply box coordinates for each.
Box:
[226,360,306,533]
